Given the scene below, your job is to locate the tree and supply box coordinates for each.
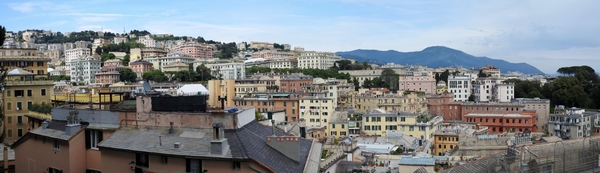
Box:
[478,69,489,77]
[122,54,131,66]
[95,46,102,55]
[142,70,166,83]
[380,69,399,91]
[60,61,66,66]
[0,25,5,47]
[196,64,214,81]
[119,68,137,82]
[52,75,70,81]
[101,53,116,62]
[439,70,450,83]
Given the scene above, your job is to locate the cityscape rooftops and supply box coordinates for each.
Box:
[398,157,435,166]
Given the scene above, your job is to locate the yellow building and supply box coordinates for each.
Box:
[436,81,448,95]
[300,96,335,129]
[433,124,489,156]
[362,111,443,140]
[353,92,427,114]
[328,111,362,138]
[0,48,53,143]
[207,79,236,107]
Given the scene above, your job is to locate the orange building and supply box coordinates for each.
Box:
[233,92,300,122]
[279,74,313,92]
[463,110,537,134]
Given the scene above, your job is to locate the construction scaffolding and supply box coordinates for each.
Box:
[440,136,600,173]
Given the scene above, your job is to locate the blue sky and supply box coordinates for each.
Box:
[2,0,599,74]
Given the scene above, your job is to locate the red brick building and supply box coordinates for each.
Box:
[427,93,463,121]
[462,110,536,134]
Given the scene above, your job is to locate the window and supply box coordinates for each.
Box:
[85,170,101,173]
[341,132,347,136]
[49,168,63,173]
[331,131,337,136]
[400,117,406,122]
[53,140,60,150]
[17,116,22,124]
[332,124,336,128]
[7,129,12,138]
[28,101,33,110]
[409,126,414,131]
[16,102,22,111]
[136,153,149,168]
[5,90,10,97]
[15,90,24,97]
[233,161,241,170]
[186,159,202,173]
[7,117,11,124]
[27,90,32,96]
[161,156,168,164]
[41,89,47,96]
[17,129,23,137]
[86,130,103,149]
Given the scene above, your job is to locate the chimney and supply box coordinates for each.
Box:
[210,123,229,155]
[65,111,81,136]
[266,136,300,162]
[169,122,174,134]
[42,121,49,129]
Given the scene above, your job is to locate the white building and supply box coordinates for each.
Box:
[297,51,342,69]
[473,77,514,102]
[204,62,245,80]
[447,75,471,102]
[145,53,195,71]
[138,35,157,48]
[64,48,91,65]
[47,44,64,53]
[268,58,297,69]
[70,56,102,84]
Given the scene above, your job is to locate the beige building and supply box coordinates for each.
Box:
[207,79,236,107]
[512,98,550,132]
[162,62,190,72]
[0,48,53,142]
[300,96,336,128]
[297,51,342,69]
[352,91,428,114]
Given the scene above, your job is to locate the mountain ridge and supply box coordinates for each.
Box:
[336,46,544,74]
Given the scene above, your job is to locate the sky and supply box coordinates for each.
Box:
[2,0,599,74]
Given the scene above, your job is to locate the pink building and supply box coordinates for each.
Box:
[173,42,213,59]
[95,65,125,83]
[129,60,154,80]
[398,71,437,94]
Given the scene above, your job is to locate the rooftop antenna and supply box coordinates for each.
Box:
[218,95,227,110]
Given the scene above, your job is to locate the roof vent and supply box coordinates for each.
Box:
[174,142,181,149]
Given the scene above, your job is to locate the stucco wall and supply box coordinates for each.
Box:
[101,149,135,173]
[69,132,87,172]
[15,135,70,172]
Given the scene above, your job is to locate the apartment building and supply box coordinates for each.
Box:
[64,48,91,65]
[47,43,63,53]
[447,75,471,101]
[13,109,119,173]
[463,110,537,134]
[461,102,525,120]
[113,36,128,44]
[303,78,339,106]
[130,47,168,60]
[3,69,54,142]
[512,98,551,132]
[233,76,275,96]
[251,50,296,59]
[472,77,514,102]
[70,56,102,84]
[328,111,361,138]
[138,35,158,48]
[234,92,301,122]
[353,92,428,114]
[548,107,598,139]
[129,60,154,80]
[399,70,436,94]
[268,57,298,69]
[248,41,274,50]
[427,93,463,121]
[207,79,236,107]
[480,65,501,78]
[297,51,342,69]
[162,62,190,72]
[95,65,125,83]
[145,53,194,71]
[434,125,474,156]
[362,111,443,140]
[204,62,245,80]
[172,42,213,59]
[300,96,336,128]
[74,41,89,49]
[279,73,313,92]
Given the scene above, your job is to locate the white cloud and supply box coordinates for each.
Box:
[7,1,51,13]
